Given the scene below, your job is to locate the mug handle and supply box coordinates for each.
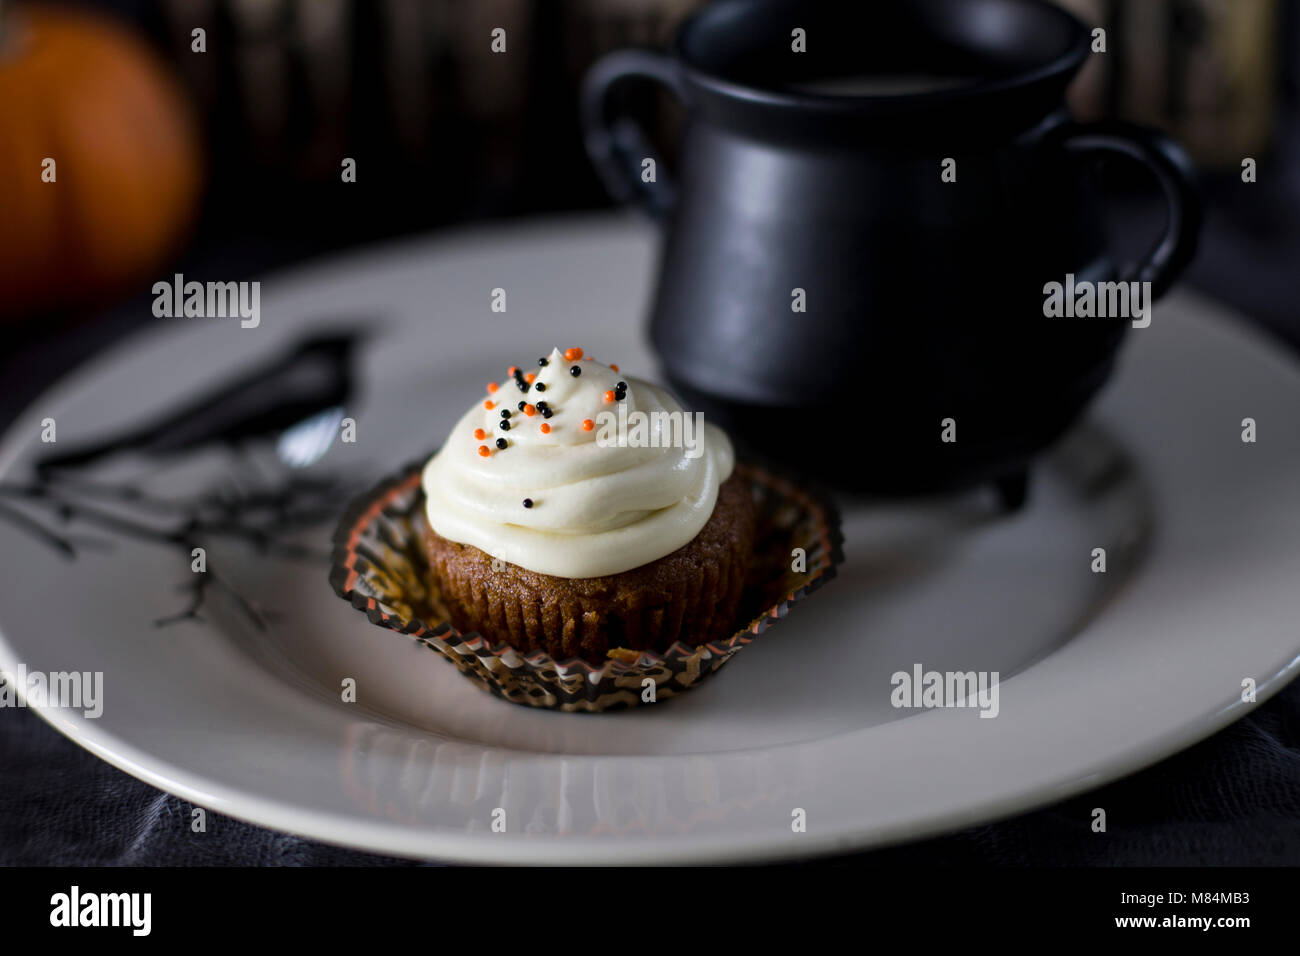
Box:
[1055,120,1202,298]
[580,50,689,218]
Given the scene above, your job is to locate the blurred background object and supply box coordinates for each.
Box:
[0,0,202,319]
[140,0,701,256]
[1056,0,1280,167]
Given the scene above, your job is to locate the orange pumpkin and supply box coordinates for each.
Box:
[0,2,202,318]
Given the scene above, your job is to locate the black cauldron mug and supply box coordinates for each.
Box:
[581,0,1200,505]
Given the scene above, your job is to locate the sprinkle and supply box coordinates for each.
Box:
[477,445,490,457]
[535,401,549,411]
[483,400,495,410]
[603,390,615,403]
[523,498,534,509]
[474,428,486,440]
[570,365,582,377]
[541,407,553,419]
[525,372,536,383]
[537,357,549,367]
[486,382,499,394]
[564,347,584,361]
[496,437,507,449]
[610,364,619,372]
[517,401,526,411]
[581,418,594,431]
[508,366,518,376]
[539,423,551,434]
[517,381,529,392]
[615,381,627,391]
[584,355,593,360]
[500,409,511,418]
[499,420,511,431]
[523,404,536,416]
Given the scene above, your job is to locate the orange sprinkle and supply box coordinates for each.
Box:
[609,364,619,372]
[564,347,584,361]
[539,423,551,434]
[525,372,536,383]
[483,400,495,410]
[486,382,499,393]
[584,355,593,360]
[523,404,536,416]
[508,366,518,375]
[581,418,594,431]
[477,445,490,457]
[603,390,615,403]
[473,428,486,440]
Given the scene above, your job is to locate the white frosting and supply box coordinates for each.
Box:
[422,348,734,578]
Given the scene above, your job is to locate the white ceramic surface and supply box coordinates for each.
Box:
[0,214,1297,864]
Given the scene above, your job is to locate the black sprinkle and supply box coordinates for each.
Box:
[495,437,507,449]
[616,381,627,391]
[537,357,548,367]
[569,365,581,377]
[541,408,553,419]
[522,498,534,509]
[517,401,526,411]
[534,382,546,392]
[517,381,529,392]
[499,420,511,431]
[535,401,549,411]
[500,409,511,418]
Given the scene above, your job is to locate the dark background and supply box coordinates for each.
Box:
[1,0,1299,865]
[6,0,1300,391]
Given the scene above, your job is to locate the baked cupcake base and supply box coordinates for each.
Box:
[423,473,755,664]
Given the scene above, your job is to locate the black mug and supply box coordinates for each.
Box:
[581,0,1200,505]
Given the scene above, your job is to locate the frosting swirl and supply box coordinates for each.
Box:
[422,348,734,578]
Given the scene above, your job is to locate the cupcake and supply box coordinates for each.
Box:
[420,347,755,665]
[330,347,843,711]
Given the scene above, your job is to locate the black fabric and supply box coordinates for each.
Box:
[0,705,414,866]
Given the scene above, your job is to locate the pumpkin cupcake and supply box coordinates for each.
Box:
[420,347,754,664]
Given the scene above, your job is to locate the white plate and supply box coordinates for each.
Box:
[1,214,1298,864]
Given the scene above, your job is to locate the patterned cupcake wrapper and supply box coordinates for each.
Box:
[329,458,843,713]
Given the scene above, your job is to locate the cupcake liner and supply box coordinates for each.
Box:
[329,456,843,713]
